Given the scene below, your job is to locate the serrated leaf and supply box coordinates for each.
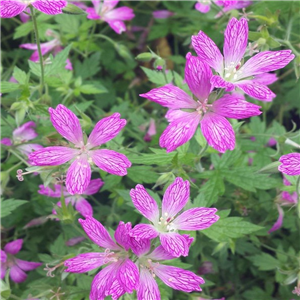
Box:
[127,166,158,184]
[141,66,173,85]
[12,67,27,84]
[248,253,280,270]
[1,199,28,218]
[0,82,20,93]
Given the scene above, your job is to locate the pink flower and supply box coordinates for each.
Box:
[38,178,104,217]
[140,53,262,153]
[152,10,174,19]
[130,237,205,299]
[1,239,42,283]
[129,177,219,257]
[20,29,72,70]
[64,217,139,300]
[86,0,135,34]
[143,118,156,142]
[23,216,48,229]
[278,153,300,176]
[0,0,67,18]
[29,105,131,195]
[0,121,43,159]
[192,18,295,101]
[198,261,213,275]
[65,236,85,246]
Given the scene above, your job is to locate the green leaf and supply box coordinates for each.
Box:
[79,84,107,94]
[141,66,173,85]
[75,52,101,80]
[1,199,28,218]
[12,67,27,85]
[13,22,33,39]
[248,253,280,271]
[127,166,158,184]
[28,60,42,77]
[0,82,20,93]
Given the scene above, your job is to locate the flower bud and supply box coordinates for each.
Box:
[135,53,153,62]
[62,3,86,15]
[154,172,175,188]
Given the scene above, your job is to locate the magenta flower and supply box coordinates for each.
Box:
[38,178,104,217]
[0,121,43,159]
[130,177,219,257]
[86,0,135,34]
[29,105,131,195]
[278,153,300,176]
[140,53,262,153]
[64,217,139,300]
[20,29,72,70]
[1,239,42,283]
[0,0,67,18]
[152,10,174,19]
[192,17,295,101]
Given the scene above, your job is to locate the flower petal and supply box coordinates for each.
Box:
[154,264,204,292]
[117,258,139,293]
[75,198,93,217]
[1,263,6,280]
[147,245,176,261]
[10,265,27,283]
[173,208,219,231]
[253,73,277,85]
[107,20,126,34]
[159,112,201,153]
[91,149,131,176]
[78,216,120,250]
[195,2,210,13]
[212,94,262,119]
[160,232,190,257]
[278,153,300,176]
[87,113,126,148]
[211,75,235,91]
[268,204,284,233]
[162,177,190,218]
[104,7,135,21]
[114,221,132,251]
[31,0,67,15]
[86,7,101,20]
[0,138,12,146]
[102,0,119,11]
[224,18,248,70]
[140,84,197,109]
[130,224,159,241]
[66,157,91,195]
[185,53,212,101]
[192,31,223,75]
[64,252,107,273]
[1,250,7,262]
[130,184,159,223]
[130,238,151,257]
[13,121,38,142]
[15,259,42,271]
[0,0,26,18]
[49,105,83,146]
[17,144,43,158]
[201,113,235,153]
[137,268,161,300]
[238,50,295,78]
[29,146,77,166]
[83,178,104,195]
[4,239,23,255]
[38,184,64,198]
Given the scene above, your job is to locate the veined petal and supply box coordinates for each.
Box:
[102,0,119,11]
[235,80,276,101]
[165,109,191,123]
[211,75,235,91]
[238,50,295,78]
[159,112,201,153]
[13,121,37,142]
[106,20,126,34]
[172,208,219,231]
[137,268,160,300]
[192,31,223,75]
[49,105,83,146]
[130,238,151,257]
[162,177,190,218]
[1,250,7,262]
[114,221,132,251]
[84,178,104,195]
[212,94,262,119]
[140,84,197,109]
[160,232,190,257]
[117,258,139,293]
[200,113,235,153]
[10,265,27,283]
[253,73,278,85]
[38,184,64,198]
[87,113,126,148]
[104,7,135,21]
[154,264,204,292]
[278,153,300,176]
[91,149,131,176]
[29,146,77,166]
[15,259,42,271]
[4,239,23,255]
[108,277,126,300]
[17,144,43,158]
[147,245,176,261]
[185,53,212,101]
[64,252,107,273]
[268,204,284,233]
[78,216,120,250]
[86,7,101,20]
[130,184,159,223]
[0,0,26,18]
[224,18,248,70]
[31,0,67,15]
[66,157,91,195]
[75,198,93,217]
[130,224,159,241]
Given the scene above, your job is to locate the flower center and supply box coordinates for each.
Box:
[21,0,34,4]
[223,61,242,82]
[195,100,212,117]
[156,212,176,232]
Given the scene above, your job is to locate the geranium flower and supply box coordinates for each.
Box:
[191,17,295,101]
[64,217,139,300]
[0,0,67,18]
[129,177,219,257]
[86,0,135,34]
[20,29,72,70]
[278,153,300,176]
[1,121,43,160]
[38,178,104,217]
[29,104,131,195]
[1,239,42,283]
[152,10,174,19]
[140,53,262,153]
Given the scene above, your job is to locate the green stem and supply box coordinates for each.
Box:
[9,149,30,167]
[93,34,116,47]
[30,6,44,94]
[296,176,300,218]
[60,184,68,217]
[276,38,300,56]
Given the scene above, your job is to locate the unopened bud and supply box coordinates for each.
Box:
[135,53,153,62]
